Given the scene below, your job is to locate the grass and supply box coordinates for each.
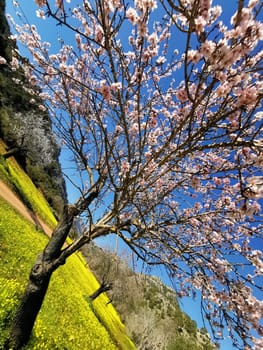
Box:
[0,140,57,228]
[0,144,135,349]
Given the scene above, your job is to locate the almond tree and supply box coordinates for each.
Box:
[3,0,263,349]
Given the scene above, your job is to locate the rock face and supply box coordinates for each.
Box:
[0,1,67,214]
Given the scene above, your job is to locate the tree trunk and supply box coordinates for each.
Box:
[89,281,112,301]
[5,205,76,349]
[2,147,21,159]
[4,254,53,350]
[5,196,99,348]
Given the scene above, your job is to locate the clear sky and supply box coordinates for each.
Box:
[5,2,262,350]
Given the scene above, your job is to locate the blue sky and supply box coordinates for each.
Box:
[5,1,262,349]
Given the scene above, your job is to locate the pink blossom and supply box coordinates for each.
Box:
[95,25,104,44]
[248,0,260,7]
[59,63,67,72]
[147,32,158,46]
[237,86,258,106]
[38,104,46,111]
[0,56,7,65]
[252,337,263,350]
[138,19,148,37]
[213,177,222,186]
[170,201,178,209]
[115,125,123,133]
[107,0,122,11]
[215,71,227,82]
[242,201,261,217]
[194,16,206,33]
[135,0,157,12]
[190,176,200,189]
[149,115,158,128]
[55,0,63,10]
[49,54,58,62]
[215,83,230,98]
[200,40,216,57]
[131,123,139,134]
[189,218,200,227]
[223,178,230,186]
[120,160,130,175]
[36,10,46,19]
[145,151,151,161]
[187,50,201,63]
[99,83,111,102]
[156,56,166,65]
[155,178,163,191]
[119,212,131,220]
[111,82,122,91]
[199,0,211,13]
[246,177,263,198]
[126,8,138,25]
[75,34,81,48]
[176,88,188,102]
[148,132,158,145]
[34,0,46,6]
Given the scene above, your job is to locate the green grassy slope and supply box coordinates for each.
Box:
[0,140,57,228]
[0,151,135,349]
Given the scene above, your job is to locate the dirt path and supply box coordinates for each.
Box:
[0,180,53,236]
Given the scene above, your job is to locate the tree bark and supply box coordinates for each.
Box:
[2,148,21,159]
[5,192,100,348]
[4,255,52,350]
[5,205,76,349]
[89,281,112,301]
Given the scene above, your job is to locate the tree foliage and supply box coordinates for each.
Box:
[4,0,263,349]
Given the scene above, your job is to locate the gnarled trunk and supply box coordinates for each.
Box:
[4,255,52,350]
[89,281,112,301]
[2,147,21,159]
[5,205,77,349]
[5,191,99,349]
